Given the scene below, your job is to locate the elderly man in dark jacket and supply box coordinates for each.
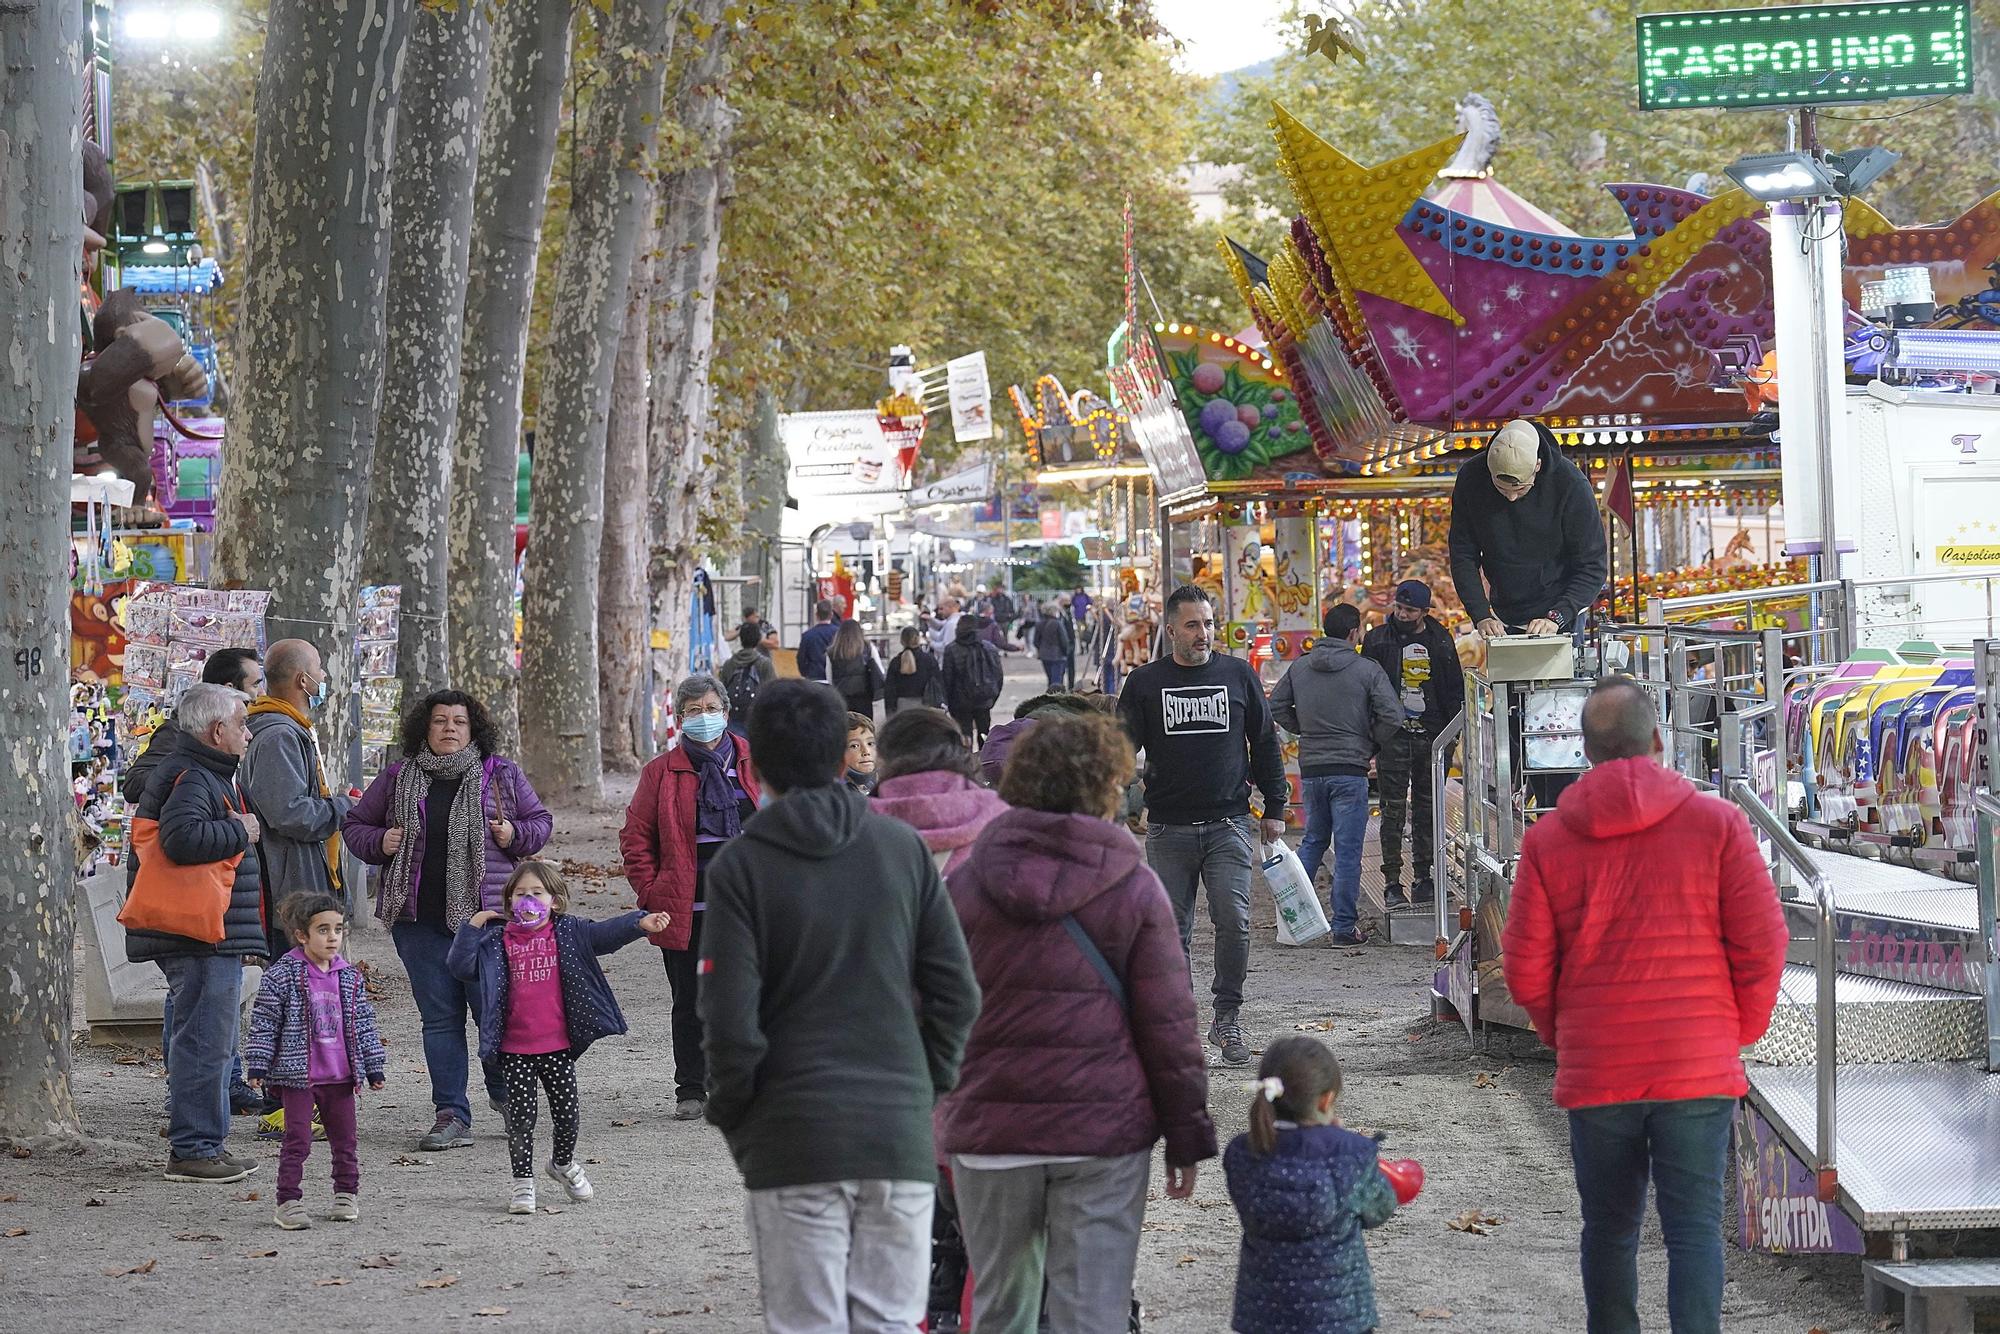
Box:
[1449,417,1607,641]
[126,683,265,1185]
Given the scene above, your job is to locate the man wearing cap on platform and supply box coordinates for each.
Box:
[1363,580,1465,906]
[1449,418,1607,641]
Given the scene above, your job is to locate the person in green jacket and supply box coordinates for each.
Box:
[699,678,981,1333]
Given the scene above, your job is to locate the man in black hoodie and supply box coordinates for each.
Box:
[1363,580,1466,905]
[700,679,979,1330]
[1449,418,1607,640]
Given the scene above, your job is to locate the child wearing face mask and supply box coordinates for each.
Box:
[448,860,669,1214]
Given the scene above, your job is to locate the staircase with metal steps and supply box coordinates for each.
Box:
[1748,844,2000,1234]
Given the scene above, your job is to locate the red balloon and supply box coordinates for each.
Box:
[1379,1157,1425,1205]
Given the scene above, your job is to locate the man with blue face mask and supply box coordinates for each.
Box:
[244,639,353,939]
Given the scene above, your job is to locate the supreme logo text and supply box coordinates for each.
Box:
[1162,686,1230,734]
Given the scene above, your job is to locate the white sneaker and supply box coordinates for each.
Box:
[547,1159,593,1202]
[508,1177,536,1215]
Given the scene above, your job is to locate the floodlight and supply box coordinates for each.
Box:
[1825,146,1900,196]
[1724,152,1842,202]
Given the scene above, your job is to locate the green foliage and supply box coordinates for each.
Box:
[1018,542,1087,592]
[1209,0,2000,249]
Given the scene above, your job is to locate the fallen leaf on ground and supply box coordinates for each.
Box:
[1474,1072,1498,1089]
[0,1194,15,1203]
[246,1249,278,1258]
[473,1307,511,1317]
[1447,1210,1506,1235]
[1175,1253,1197,1267]
[233,1190,261,1202]
[538,1205,566,1215]
[174,1232,222,1242]
[9,1147,30,1159]
[361,1254,401,1269]
[4,1228,28,1238]
[85,1197,106,1207]
[1293,1019,1335,1031]
[1140,1219,1185,1233]
[416,1274,458,1289]
[314,1278,349,1287]
[609,1119,637,1128]
[102,1259,157,1277]
[391,1155,429,1166]
[115,1055,144,1066]
[1416,1308,1454,1321]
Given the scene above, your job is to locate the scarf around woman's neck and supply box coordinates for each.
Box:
[382,744,486,929]
[682,734,743,842]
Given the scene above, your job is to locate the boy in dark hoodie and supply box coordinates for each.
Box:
[700,679,980,1329]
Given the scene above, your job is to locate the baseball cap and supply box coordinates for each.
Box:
[1488,419,1542,486]
[1393,580,1432,610]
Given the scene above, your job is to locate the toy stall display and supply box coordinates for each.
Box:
[357,585,402,781]
[70,682,125,880]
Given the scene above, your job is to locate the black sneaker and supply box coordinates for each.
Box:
[1327,928,1371,947]
[1207,1015,1252,1067]
[164,1155,250,1184]
[1407,879,1435,906]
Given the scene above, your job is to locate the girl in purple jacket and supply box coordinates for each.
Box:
[244,892,386,1232]
[448,861,668,1216]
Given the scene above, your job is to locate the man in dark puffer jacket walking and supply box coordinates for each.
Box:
[126,683,266,1185]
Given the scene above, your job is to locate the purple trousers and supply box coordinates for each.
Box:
[277,1083,359,1203]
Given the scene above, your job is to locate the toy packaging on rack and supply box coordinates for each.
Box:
[357,585,402,780]
[118,581,271,735]
[70,680,125,880]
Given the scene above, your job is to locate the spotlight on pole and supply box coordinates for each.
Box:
[1722,152,1840,202]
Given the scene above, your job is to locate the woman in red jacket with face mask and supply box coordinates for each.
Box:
[939,713,1217,1334]
[619,674,761,1122]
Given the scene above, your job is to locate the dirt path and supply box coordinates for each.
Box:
[2,658,1880,1332]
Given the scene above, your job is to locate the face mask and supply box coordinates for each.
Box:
[305,675,329,711]
[511,896,551,928]
[681,712,728,744]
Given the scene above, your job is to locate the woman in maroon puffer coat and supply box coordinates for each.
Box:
[940,713,1216,1334]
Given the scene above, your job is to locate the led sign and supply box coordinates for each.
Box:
[1638,1,1972,110]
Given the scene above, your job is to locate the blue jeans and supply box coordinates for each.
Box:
[1568,1098,1735,1334]
[158,954,243,1161]
[392,920,507,1125]
[1042,659,1067,688]
[1296,775,1370,935]
[1144,816,1255,1014]
[160,992,250,1094]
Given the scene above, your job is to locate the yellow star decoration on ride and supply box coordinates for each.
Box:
[1271,105,1465,329]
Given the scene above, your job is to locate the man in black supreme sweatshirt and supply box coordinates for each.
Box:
[1117,585,1289,1067]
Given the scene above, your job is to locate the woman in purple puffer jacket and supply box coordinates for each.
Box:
[940,713,1216,1334]
[870,706,1008,874]
[344,689,552,1151]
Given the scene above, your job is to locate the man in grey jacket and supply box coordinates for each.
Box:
[241,639,352,946]
[1270,604,1401,944]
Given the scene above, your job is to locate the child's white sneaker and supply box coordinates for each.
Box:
[509,1177,536,1215]
[329,1192,359,1222]
[274,1198,311,1230]
[546,1159,593,1202]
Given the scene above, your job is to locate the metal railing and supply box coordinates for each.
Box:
[1431,708,1466,951]
[1727,777,1840,1202]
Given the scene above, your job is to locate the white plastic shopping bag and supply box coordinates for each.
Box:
[1262,841,1330,946]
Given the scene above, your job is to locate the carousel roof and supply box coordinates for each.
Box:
[1426,175,1580,238]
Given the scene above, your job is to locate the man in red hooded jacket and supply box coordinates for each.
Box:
[1503,678,1787,1334]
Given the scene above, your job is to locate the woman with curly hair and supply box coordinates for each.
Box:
[939,714,1216,1333]
[344,689,552,1151]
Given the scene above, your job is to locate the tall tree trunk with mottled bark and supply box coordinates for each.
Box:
[363,1,492,708]
[446,0,571,755]
[214,0,413,778]
[0,0,84,1141]
[518,0,674,804]
[648,0,735,692]
[600,200,657,772]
